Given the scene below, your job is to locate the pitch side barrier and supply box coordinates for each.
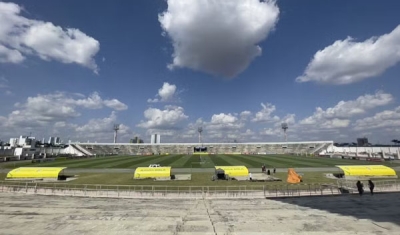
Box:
[2,180,400,199]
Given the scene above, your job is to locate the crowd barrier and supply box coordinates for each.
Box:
[1,180,399,199]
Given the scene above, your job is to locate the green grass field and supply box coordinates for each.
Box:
[1,154,399,169]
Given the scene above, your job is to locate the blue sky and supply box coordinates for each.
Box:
[1,0,400,144]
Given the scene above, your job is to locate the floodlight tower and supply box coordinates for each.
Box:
[113,124,120,143]
[281,123,288,142]
[198,127,203,146]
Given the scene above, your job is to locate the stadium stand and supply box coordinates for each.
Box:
[75,141,333,156]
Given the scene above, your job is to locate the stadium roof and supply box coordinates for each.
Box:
[76,141,333,146]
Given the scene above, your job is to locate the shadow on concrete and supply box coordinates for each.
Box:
[269,192,400,226]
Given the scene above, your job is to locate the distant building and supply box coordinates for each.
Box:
[48,137,61,146]
[130,136,144,144]
[357,137,369,147]
[8,136,36,147]
[150,134,161,144]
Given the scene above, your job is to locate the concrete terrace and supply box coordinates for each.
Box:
[0,192,399,235]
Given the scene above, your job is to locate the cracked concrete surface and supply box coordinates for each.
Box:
[0,192,399,235]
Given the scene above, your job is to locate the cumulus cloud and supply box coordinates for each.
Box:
[147,82,178,103]
[0,2,100,72]
[208,113,244,131]
[240,111,252,120]
[103,99,128,111]
[298,91,392,131]
[252,102,280,122]
[353,106,400,131]
[300,91,392,125]
[159,0,279,78]
[75,111,130,136]
[0,92,128,129]
[0,45,24,63]
[137,105,188,130]
[297,25,400,84]
[274,114,295,127]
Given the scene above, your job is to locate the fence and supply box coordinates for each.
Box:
[337,179,400,194]
[1,180,399,199]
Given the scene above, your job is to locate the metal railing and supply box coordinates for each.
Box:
[337,179,400,194]
[1,180,399,199]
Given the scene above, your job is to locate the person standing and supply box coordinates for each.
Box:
[356,181,364,196]
[368,180,375,195]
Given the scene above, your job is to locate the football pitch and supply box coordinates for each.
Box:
[2,154,399,169]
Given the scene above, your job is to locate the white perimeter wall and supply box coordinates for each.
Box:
[326,146,400,154]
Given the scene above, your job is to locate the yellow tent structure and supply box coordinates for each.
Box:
[287,168,302,184]
[214,166,249,177]
[336,165,397,178]
[134,167,171,179]
[6,167,67,179]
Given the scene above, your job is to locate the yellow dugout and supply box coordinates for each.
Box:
[134,167,171,179]
[336,165,397,178]
[6,167,67,179]
[214,166,249,177]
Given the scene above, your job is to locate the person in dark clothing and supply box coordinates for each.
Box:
[368,180,375,195]
[267,169,270,175]
[356,181,364,196]
[273,168,276,174]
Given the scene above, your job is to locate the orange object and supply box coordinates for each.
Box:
[287,168,302,184]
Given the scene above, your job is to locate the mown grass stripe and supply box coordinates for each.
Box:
[35,156,132,168]
[262,155,326,167]
[169,155,191,168]
[219,155,252,166]
[209,155,232,166]
[80,156,148,168]
[183,155,200,168]
[110,155,165,168]
[154,155,183,166]
[246,155,316,168]
[226,155,267,168]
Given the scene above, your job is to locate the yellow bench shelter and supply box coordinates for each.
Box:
[214,166,249,177]
[336,165,397,179]
[6,167,67,180]
[134,167,171,179]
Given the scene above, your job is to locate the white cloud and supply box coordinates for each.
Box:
[103,99,128,111]
[297,25,400,84]
[137,105,188,130]
[0,45,24,63]
[354,106,400,131]
[0,2,100,72]
[300,91,392,126]
[297,91,392,134]
[75,111,130,136]
[260,128,281,136]
[0,92,128,128]
[159,0,279,78]
[252,102,280,122]
[240,110,252,120]
[208,113,244,131]
[147,82,178,103]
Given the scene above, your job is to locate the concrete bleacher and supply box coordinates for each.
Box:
[75,141,333,156]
